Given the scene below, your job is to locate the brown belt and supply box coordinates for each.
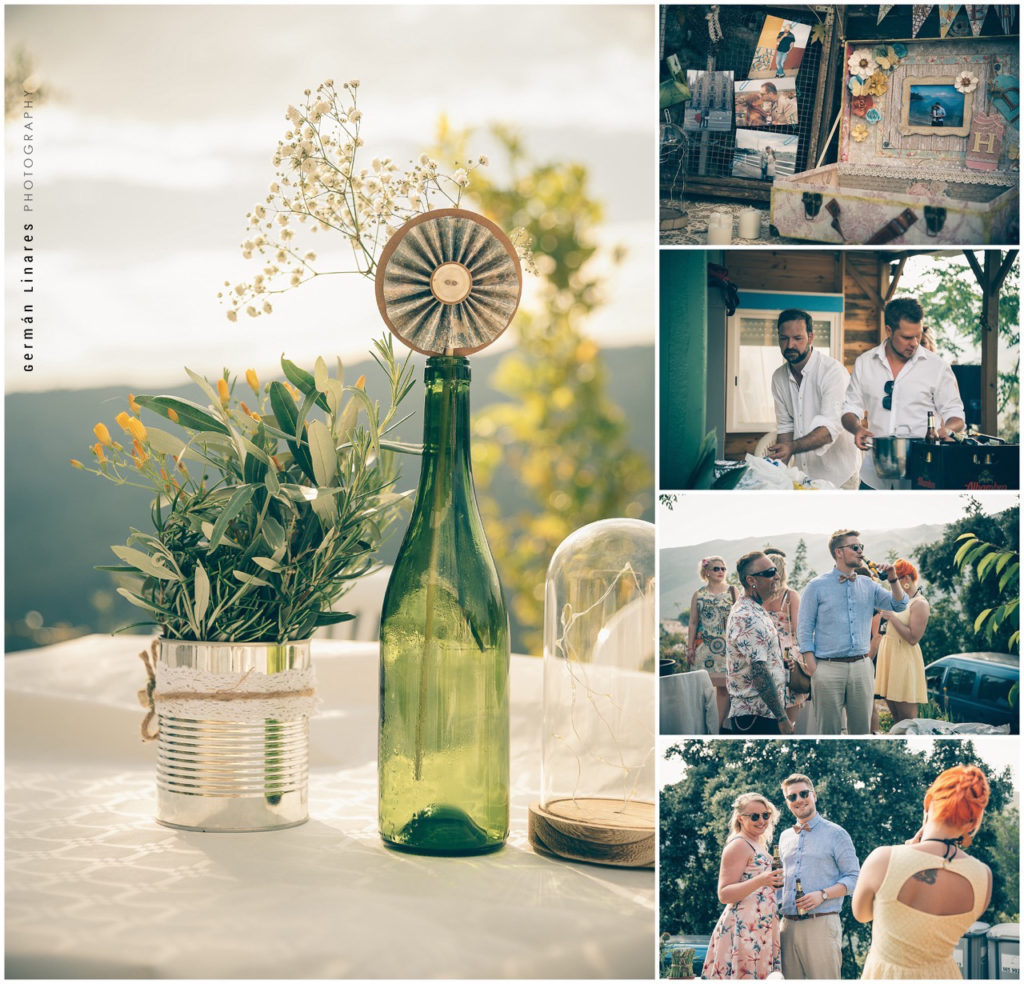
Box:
[820,654,868,664]
[783,912,838,921]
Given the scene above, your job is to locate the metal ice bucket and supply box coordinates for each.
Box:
[155,640,311,832]
[871,436,911,480]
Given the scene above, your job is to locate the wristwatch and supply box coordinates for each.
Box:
[820,889,829,903]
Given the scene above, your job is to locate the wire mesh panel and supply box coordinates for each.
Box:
[660,5,840,205]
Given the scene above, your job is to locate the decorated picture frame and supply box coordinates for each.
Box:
[899,74,974,136]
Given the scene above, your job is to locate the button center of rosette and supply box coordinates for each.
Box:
[430,262,473,305]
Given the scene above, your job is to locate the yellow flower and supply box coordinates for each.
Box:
[93,442,106,463]
[866,71,889,96]
[70,458,84,469]
[355,374,366,390]
[116,411,132,432]
[167,407,179,423]
[852,123,870,143]
[245,368,259,393]
[128,393,141,414]
[93,422,113,446]
[217,378,230,406]
[126,417,147,443]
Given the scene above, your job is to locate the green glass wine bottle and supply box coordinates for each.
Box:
[378,355,510,855]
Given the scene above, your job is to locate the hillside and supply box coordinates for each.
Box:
[5,345,654,653]
[660,523,947,619]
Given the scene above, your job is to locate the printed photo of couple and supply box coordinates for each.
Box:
[660,738,1019,980]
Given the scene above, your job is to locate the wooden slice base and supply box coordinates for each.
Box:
[528,798,655,869]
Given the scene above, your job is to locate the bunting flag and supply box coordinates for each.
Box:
[965,4,989,34]
[912,4,933,36]
[877,4,896,24]
[966,112,1005,171]
[938,4,961,36]
[996,4,1015,32]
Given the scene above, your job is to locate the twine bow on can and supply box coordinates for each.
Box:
[137,640,316,741]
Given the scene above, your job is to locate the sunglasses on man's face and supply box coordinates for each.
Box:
[750,567,778,579]
[786,790,812,802]
[882,379,895,411]
[842,543,864,553]
[743,812,773,822]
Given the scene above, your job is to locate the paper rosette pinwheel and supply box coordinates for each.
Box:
[375,208,523,356]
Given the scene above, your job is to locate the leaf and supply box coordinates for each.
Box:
[185,366,225,411]
[134,395,229,434]
[233,570,271,588]
[336,394,360,440]
[145,426,188,457]
[974,608,992,634]
[251,556,282,572]
[998,562,1019,593]
[116,587,163,614]
[307,419,338,487]
[976,551,1000,581]
[269,381,315,481]
[954,537,979,567]
[110,545,180,581]
[261,515,286,552]
[995,552,1016,575]
[314,356,329,393]
[208,485,255,551]
[314,611,357,626]
[194,561,210,628]
[280,356,330,413]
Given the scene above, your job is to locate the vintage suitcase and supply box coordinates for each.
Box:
[908,439,1019,490]
[772,37,1019,245]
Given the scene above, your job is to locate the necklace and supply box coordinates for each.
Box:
[922,836,961,860]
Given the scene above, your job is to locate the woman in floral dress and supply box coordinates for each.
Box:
[703,792,783,979]
[687,555,738,727]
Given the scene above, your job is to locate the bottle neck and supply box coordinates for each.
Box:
[417,355,474,500]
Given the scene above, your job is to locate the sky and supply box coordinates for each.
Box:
[658,490,1020,548]
[4,4,655,392]
[658,735,1021,788]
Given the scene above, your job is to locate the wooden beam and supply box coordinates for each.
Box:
[981,251,999,434]
[964,249,985,288]
[845,259,886,311]
[994,250,1019,292]
[884,256,908,302]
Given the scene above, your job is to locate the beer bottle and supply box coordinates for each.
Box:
[925,411,939,444]
[772,845,782,870]
[795,877,804,899]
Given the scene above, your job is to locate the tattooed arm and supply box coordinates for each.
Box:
[751,660,793,734]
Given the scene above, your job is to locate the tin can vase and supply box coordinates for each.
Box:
[154,639,315,832]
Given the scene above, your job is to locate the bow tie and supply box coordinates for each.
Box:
[839,573,856,583]
[795,822,812,832]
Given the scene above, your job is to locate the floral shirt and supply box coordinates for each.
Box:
[725,595,786,721]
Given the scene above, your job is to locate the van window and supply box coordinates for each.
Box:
[977,673,1014,709]
[945,668,976,697]
[925,665,945,688]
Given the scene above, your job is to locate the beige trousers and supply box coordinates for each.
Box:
[812,656,874,734]
[780,913,843,980]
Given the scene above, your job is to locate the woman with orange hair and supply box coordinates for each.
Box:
[853,765,992,979]
[874,559,929,724]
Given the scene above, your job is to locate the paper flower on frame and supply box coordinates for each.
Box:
[849,76,870,95]
[954,71,980,94]
[851,95,875,118]
[848,48,878,79]
[866,70,890,96]
[892,43,908,58]
[866,108,882,124]
[873,45,901,71]
[851,123,870,143]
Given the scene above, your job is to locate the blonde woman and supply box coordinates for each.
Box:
[762,549,812,729]
[703,792,783,979]
[874,559,929,725]
[688,555,738,726]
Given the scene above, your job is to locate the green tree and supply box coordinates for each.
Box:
[954,533,1020,652]
[660,739,1015,979]
[914,501,1019,661]
[788,538,817,589]
[438,122,653,653]
[914,253,1019,440]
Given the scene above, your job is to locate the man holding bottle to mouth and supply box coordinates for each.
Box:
[767,309,860,489]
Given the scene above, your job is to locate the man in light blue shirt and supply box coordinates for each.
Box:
[778,772,860,980]
[798,529,907,734]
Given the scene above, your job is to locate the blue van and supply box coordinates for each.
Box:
[925,652,1019,731]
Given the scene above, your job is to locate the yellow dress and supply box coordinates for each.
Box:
[874,597,928,703]
[861,845,990,979]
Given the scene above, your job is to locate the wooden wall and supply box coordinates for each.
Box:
[721,250,890,458]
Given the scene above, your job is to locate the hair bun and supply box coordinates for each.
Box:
[925,765,990,828]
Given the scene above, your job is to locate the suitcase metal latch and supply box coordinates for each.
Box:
[924,206,947,236]
[802,192,823,218]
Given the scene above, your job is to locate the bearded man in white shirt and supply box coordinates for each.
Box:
[767,309,860,489]
[841,297,965,490]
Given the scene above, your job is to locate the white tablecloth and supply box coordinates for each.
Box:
[6,636,655,979]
